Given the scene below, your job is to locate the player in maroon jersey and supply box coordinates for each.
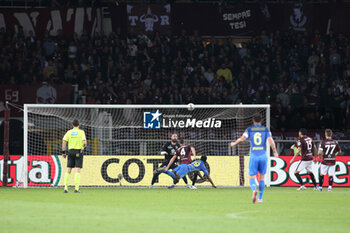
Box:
[290,128,319,190]
[165,138,198,188]
[318,129,342,192]
[166,138,197,168]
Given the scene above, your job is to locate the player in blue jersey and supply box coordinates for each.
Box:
[163,156,216,188]
[230,113,278,204]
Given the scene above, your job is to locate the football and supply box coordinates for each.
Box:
[187,103,195,111]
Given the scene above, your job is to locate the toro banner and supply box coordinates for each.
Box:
[127,4,171,34]
[271,156,350,187]
[0,7,101,37]
[0,155,61,187]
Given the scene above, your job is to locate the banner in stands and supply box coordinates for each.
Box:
[0,155,250,187]
[284,4,312,32]
[0,7,101,37]
[126,4,171,34]
[109,3,350,36]
[220,6,260,34]
[0,84,72,117]
[271,156,350,187]
[171,4,261,36]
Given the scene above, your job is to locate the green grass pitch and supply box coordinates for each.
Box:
[1,187,349,233]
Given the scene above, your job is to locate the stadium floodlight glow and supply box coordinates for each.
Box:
[22,104,270,188]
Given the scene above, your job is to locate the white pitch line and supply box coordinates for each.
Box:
[226,211,260,219]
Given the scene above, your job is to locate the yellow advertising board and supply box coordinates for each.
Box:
[58,156,250,187]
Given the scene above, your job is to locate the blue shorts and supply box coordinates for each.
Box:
[174,164,189,178]
[249,155,267,176]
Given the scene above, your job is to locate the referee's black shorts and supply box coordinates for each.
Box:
[67,149,84,168]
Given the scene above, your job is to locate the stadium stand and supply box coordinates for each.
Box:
[1,22,350,130]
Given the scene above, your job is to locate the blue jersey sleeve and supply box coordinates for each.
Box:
[200,162,209,175]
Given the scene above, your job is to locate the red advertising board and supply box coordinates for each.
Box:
[271,156,350,187]
[0,155,62,187]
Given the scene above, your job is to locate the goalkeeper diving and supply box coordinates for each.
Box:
[162,155,216,189]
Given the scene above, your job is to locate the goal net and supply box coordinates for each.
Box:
[20,104,270,188]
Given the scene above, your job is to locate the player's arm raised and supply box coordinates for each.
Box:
[190,146,197,160]
[230,135,246,147]
[268,137,279,157]
[165,154,177,171]
[290,147,301,163]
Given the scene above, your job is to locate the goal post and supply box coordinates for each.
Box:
[23,104,28,188]
[266,105,271,187]
[21,104,271,188]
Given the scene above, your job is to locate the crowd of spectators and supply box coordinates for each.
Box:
[1,26,350,131]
